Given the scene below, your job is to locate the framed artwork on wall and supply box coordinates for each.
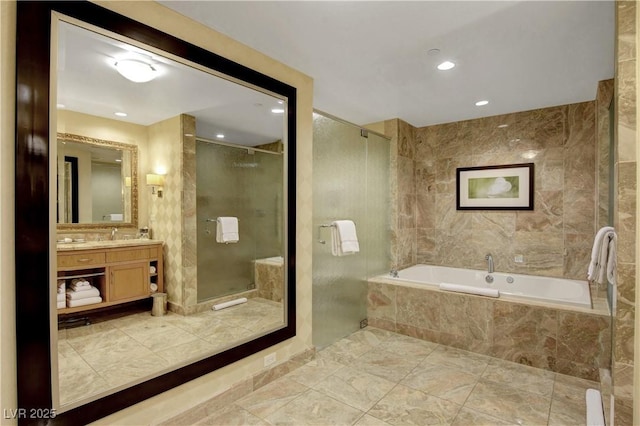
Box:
[456,163,534,210]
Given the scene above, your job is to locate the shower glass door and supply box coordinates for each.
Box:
[312,112,390,348]
[196,141,283,302]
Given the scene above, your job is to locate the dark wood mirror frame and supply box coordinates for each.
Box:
[15,2,296,424]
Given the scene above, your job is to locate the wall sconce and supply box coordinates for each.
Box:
[146,173,164,197]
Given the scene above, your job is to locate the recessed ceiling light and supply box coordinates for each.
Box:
[437,61,455,71]
[271,108,285,114]
[114,59,157,83]
[277,100,284,104]
[115,112,128,117]
[57,103,65,109]
[475,100,489,106]
[115,159,122,163]
[216,134,225,139]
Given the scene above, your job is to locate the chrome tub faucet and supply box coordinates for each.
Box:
[485,253,494,274]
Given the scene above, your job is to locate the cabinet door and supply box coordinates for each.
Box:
[109,262,149,301]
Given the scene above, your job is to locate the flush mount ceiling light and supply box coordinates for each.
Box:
[216,134,225,139]
[437,60,455,71]
[475,100,489,106]
[114,112,128,117]
[114,59,157,83]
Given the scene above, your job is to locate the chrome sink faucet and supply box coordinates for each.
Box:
[111,227,118,240]
[485,253,494,274]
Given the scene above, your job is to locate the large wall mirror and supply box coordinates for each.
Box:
[15,2,296,424]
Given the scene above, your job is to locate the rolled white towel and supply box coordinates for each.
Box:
[150,266,157,274]
[66,286,100,300]
[66,296,102,308]
[70,279,92,291]
[439,282,500,298]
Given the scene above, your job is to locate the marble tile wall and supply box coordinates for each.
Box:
[382,101,597,280]
[367,280,611,382]
[613,2,637,424]
[148,115,189,313]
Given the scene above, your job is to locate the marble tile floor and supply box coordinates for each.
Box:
[167,327,598,426]
[57,298,283,406]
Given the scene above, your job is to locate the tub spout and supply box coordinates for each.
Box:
[485,253,494,274]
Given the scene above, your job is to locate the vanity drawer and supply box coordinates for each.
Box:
[58,252,106,268]
[106,248,150,263]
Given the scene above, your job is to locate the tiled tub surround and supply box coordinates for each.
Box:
[368,275,610,382]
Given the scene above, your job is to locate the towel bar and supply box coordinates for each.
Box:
[317,223,335,244]
[205,218,240,222]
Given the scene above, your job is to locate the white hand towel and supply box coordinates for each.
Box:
[57,300,66,309]
[331,220,360,256]
[216,217,239,243]
[587,226,616,286]
[66,296,102,308]
[66,286,100,300]
[57,293,66,302]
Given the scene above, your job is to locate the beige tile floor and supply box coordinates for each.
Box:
[57,298,283,406]
[169,327,598,425]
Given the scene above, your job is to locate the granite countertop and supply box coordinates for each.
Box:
[57,239,163,251]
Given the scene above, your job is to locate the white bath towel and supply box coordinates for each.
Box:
[57,300,66,309]
[331,220,360,256]
[57,293,66,302]
[216,217,239,243]
[587,226,617,286]
[66,286,100,300]
[439,282,500,298]
[66,296,102,308]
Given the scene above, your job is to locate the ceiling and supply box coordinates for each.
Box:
[159,0,615,127]
[57,21,286,146]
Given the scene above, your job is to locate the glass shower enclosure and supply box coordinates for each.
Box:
[312,111,390,349]
[196,140,283,302]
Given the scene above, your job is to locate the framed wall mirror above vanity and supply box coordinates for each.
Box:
[15,1,296,424]
[56,133,138,227]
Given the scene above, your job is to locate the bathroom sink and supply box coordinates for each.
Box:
[57,239,161,250]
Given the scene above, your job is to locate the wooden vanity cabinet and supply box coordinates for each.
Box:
[57,242,164,314]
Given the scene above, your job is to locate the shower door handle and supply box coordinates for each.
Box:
[317,224,335,244]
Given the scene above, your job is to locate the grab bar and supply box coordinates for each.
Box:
[317,223,335,244]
